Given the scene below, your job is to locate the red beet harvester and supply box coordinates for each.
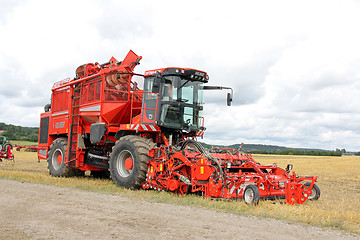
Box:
[38,50,320,205]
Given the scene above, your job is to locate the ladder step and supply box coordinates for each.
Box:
[68,92,81,165]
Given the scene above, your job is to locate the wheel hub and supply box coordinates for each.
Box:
[57,154,62,165]
[124,157,133,170]
[116,150,134,177]
[52,149,63,171]
[244,188,254,203]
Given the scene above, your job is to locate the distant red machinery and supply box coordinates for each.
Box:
[38,50,320,204]
[14,144,38,152]
[0,136,14,162]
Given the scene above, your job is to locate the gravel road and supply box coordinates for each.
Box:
[0,179,358,240]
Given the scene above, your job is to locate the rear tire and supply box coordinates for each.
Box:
[47,138,83,177]
[109,135,155,189]
[304,182,320,200]
[243,185,260,205]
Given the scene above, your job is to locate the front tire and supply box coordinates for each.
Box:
[47,138,83,177]
[304,182,320,200]
[109,135,155,189]
[243,185,260,205]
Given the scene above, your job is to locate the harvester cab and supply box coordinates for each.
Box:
[141,68,232,142]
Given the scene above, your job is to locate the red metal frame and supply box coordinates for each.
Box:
[143,141,317,204]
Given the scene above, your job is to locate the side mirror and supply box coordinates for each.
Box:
[227,93,232,106]
[203,86,234,106]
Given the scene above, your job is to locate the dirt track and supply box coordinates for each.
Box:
[0,179,358,240]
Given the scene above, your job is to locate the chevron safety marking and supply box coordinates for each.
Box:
[196,129,205,137]
[128,124,160,132]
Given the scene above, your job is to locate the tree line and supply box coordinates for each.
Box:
[248,149,343,156]
[201,142,346,157]
[0,122,39,142]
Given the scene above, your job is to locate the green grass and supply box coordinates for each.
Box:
[9,140,38,146]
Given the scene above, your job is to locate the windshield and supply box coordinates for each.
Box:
[142,75,205,131]
[161,76,204,105]
[161,76,204,131]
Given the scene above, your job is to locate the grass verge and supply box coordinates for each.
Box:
[1,152,359,235]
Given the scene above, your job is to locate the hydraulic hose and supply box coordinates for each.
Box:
[180,140,223,178]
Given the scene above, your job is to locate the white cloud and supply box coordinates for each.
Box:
[1,0,360,151]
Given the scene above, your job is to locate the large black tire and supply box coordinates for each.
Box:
[304,182,320,200]
[109,135,155,189]
[47,138,84,177]
[243,185,260,205]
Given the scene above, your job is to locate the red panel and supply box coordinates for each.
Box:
[48,117,69,135]
[101,102,129,124]
[194,158,212,180]
[52,88,70,112]
[121,50,142,71]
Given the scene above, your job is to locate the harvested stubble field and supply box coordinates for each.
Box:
[0,151,359,238]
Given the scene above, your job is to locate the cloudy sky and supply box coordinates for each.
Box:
[1,0,359,151]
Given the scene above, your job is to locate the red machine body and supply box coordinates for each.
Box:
[38,50,320,205]
[38,50,149,171]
